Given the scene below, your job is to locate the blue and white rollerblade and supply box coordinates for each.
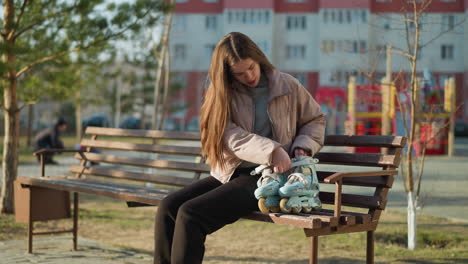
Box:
[252,165,286,214]
[278,156,321,214]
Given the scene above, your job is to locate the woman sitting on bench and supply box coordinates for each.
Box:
[154,32,325,264]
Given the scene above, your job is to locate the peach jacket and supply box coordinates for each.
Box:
[210,69,326,183]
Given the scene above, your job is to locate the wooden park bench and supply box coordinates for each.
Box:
[14,126,406,264]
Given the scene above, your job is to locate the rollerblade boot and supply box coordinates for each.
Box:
[252,165,286,214]
[278,156,321,214]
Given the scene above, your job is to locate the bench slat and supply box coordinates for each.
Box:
[69,166,194,187]
[85,127,200,140]
[324,135,406,148]
[16,177,171,206]
[243,211,337,228]
[74,153,210,173]
[80,139,202,156]
[315,152,397,167]
[319,192,384,210]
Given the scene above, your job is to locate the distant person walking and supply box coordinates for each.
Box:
[33,117,67,164]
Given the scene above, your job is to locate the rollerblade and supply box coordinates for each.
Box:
[252,165,286,214]
[278,156,321,214]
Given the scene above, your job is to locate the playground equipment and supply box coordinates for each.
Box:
[345,74,456,155]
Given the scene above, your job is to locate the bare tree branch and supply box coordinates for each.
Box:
[18,100,36,111]
[14,0,29,31]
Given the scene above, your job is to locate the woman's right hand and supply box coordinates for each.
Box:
[271,147,291,173]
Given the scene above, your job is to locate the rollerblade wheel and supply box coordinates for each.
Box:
[302,206,312,213]
[292,206,302,214]
[279,198,292,214]
[270,206,280,213]
[258,198,270,214]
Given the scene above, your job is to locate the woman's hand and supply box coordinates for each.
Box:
[271,147,291,173]
[294,148,309,158]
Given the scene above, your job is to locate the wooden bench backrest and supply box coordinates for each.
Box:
[74,127,405,221]
[72,127,208,188]
[316,135,406,222]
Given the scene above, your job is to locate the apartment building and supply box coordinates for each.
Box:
[169,0,468,127]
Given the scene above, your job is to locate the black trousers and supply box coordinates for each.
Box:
[154,168,259,264]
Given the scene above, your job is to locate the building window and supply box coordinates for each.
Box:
[205,15,217,30]
[174,44,186,60]
[360,40,367,53]
[346,10,352,24]
[337,40,343,52]
[377,45,387,59]
[442,14,455,31]
[323,10,328,23]
[329,40,335,53]
[286,45,306,59]
[286,15,307,30]
[376,0,392,2]
[204,0,218,2]
[176,0,188,2]
[337,10,343,24]
[265,10,270,23]
[353,41,359,53]
[361,10,367,23]
[227,10,232,23]
[173,15,187,32]
[321,40,328,53]
[228,9,270,24]
[441,44,454,60]
[383,17,391,30]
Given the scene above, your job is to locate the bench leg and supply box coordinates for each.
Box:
[73,192,79,251]
[28,220,33,254]
[367,231,374,264]
[309,236,318,264]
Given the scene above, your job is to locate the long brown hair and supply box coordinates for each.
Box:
[200,32,274,170]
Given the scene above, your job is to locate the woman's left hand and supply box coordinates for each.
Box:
[294,148,309,158]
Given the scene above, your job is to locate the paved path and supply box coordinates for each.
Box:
[0,237,152,264]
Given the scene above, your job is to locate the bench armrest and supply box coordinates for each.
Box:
[34,149,87,177]
[323,169,397,219]
[323,170,398,184]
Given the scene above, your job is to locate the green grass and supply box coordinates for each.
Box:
[0,214,26,240]
[1,194,467,263]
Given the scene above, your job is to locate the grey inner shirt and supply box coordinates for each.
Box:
[238,74,273,168]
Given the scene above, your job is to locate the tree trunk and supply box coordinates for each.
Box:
[407,191,417,250]
[26,104,34,146]
[1,0,19,215]
[75,90,82,140]
[1,105,19,214]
